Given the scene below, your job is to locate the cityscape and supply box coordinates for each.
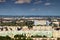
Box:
[0,16,60,40]
[0,0,60,40]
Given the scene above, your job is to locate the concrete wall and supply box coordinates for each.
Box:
[53,30,60,38]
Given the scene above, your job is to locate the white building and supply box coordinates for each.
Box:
[34,20,46,26]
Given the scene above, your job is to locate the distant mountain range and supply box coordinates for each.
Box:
[0,15,60,18]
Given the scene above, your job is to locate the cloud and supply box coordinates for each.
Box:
[15,0,31,4]
[31,8,40,11]
[34,0,43,4]
[0,0,5,2]
[45,2,51,6]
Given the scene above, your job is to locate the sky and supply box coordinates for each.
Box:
[0,0,60,16]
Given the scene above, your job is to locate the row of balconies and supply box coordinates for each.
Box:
[0,26,60,31]
[0,26,53,31]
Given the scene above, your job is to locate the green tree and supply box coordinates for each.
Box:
[14,34,26,40]
[47,17,51,22]
[53,23,58,27]
[26,21,34,29]
[0,36,12,40]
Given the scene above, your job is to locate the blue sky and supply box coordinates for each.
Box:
[0,0,60,16]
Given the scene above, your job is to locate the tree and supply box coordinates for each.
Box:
[47,17,51,22]
[26,37,33,40]
[26,21,34,29]
[0,36,12,40]
[53,23,58,27]
[47,17,53,26]
[14,34,26,40]
[5,36,12,40]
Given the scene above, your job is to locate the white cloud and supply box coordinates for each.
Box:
[0,0,5,2]
[45,2,51,6]
[31,8,40,11]
[34,0,43,4]
[15,0,31,4]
